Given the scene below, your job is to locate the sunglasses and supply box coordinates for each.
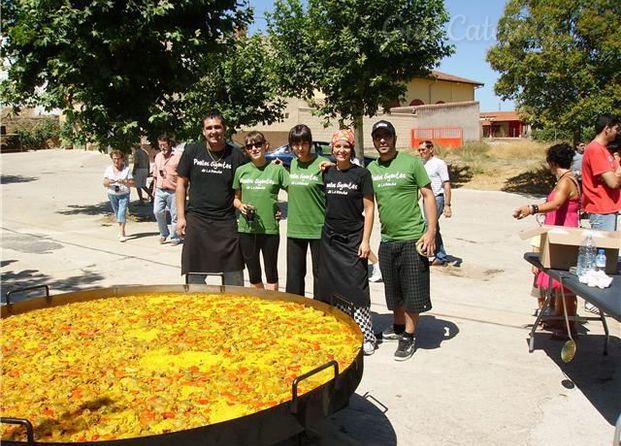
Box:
[245,142,264,150]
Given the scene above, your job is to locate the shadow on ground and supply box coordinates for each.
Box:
[530,330,621,425]
[502,164,555,195]
[448,164,473,189]
[1,266,105,303]
[373,313,459,349]
[1,174,38,184]
[58,201,156,222]
[276,392,397,445]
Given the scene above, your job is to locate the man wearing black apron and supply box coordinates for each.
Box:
[176,110,247,285]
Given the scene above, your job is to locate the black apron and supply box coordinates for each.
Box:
[181,212,244,274]
[318,223,370,307]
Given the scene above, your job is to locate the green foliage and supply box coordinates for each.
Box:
[179,35,286,142]
[487,0,621,142]
[1,0,256,151]
[14,118,61,150]
[266,0,453,126]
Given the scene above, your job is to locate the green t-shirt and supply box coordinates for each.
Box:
[287,156,326,239]
[233,162,289,234]
[367,151,430,241]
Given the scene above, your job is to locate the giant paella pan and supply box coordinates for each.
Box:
[0,284,364,445]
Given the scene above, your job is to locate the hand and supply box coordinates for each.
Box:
[443,206,452,218]
[513,206,530,220]
[239,204,251,216]
[358,240,370,259]
[420,230,436,257]
[176,217,187,237]
[275,209,282,222]
[319,160,334,172]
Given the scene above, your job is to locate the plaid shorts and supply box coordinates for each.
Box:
[378,239,432,314]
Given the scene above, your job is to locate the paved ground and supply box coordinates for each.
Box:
[1,149,620,446]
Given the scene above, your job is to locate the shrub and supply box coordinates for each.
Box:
[14,118,61,150]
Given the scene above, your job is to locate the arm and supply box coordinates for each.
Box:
[513,177,574,219]
[600,170,621,189]
[442,181,452,218]
[233,190,250,216]
[103,177,111,188]
[419,186,437,256]
[358,195,374,258]
[176,176,188,236]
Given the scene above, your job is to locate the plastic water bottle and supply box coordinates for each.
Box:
[595,248,607,272]
[577,232,595,276]
[585,233,596,272]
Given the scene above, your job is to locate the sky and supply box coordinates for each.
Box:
[248,0,515,112]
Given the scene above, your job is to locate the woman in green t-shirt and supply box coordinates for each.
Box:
[285,125,328,298]
[233,131,289,290]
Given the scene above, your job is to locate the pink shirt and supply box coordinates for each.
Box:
[582,140,620,214]
[153,151,181,191]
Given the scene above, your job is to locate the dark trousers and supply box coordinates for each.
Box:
[286,237,321,298]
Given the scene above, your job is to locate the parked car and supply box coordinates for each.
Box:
[265,141,375,168]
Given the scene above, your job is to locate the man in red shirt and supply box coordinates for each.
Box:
[582,114,621,231]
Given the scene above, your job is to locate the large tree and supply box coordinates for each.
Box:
[1,0,284,149]
[266,0,453,152]
[487,0,621,142]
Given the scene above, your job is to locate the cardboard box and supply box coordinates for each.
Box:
[520,225,621,274]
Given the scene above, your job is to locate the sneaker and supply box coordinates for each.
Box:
[363,341,376,356]
[368,264,383,282]
[159,236,167,244]
[169,239,181,246]
[381,326,404,342]
[118,235,128,243]
[394,335,416,361]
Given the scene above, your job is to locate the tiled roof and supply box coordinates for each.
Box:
[428,70,484,86]
[480,111,522,121]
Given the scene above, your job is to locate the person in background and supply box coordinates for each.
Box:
[319,129,376,356]
[152,134,181,246]
[571,142,586,182]
[581,113,621,231]
[132,144,152,204]
[285,124,326,297]
[367,120,437,361]
[233,131,289,290]
[176,110,247,285]
[513,143,581,338]
[103,150,134,242]
[368,250,382,282]
[418,140,452,266]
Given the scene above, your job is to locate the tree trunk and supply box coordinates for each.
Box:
[353,115,365,166]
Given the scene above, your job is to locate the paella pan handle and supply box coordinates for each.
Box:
[329,293,354,317]
[290,360,339,414]
[0,417,35,445]
[6,284,50,305]
[185,272,225,290]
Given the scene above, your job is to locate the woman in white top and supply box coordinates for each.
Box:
[103,150,134,242]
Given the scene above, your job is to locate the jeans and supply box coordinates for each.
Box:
[186,270,244,286]
[589,213,618,231]
[153,188,179,240]
[423,194,448,262]
[108,193,129,224]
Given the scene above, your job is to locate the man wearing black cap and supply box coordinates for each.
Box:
[367,120,437,361]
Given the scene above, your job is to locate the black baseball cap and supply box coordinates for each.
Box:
[371,120,396,137]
